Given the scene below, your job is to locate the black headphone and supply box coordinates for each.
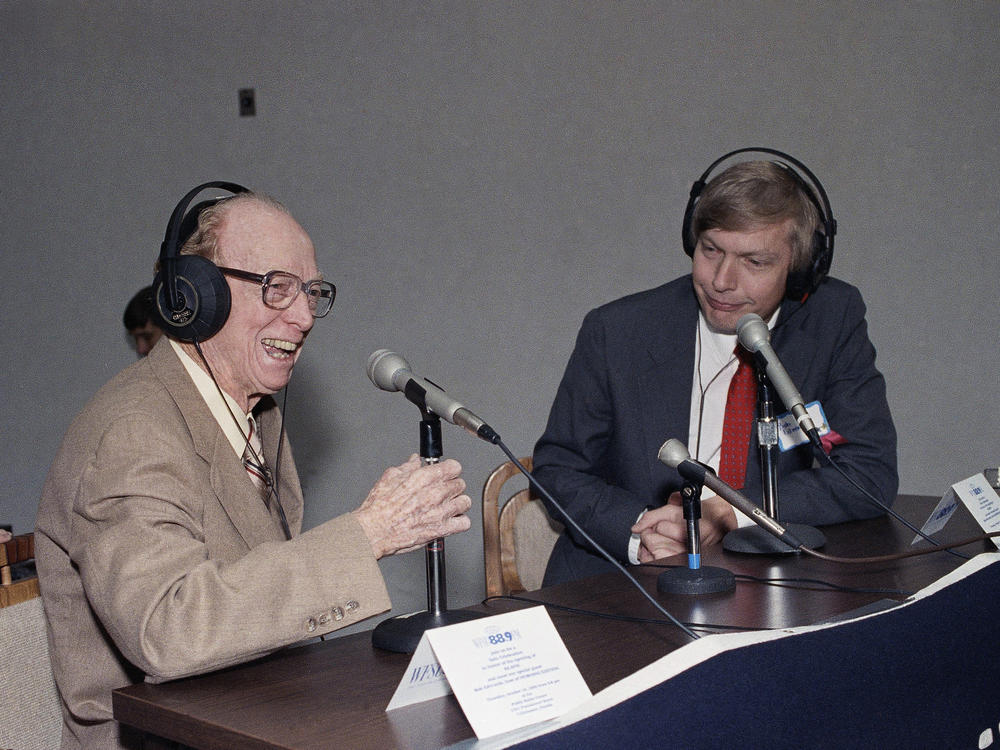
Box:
[681,148,836,299]
[151,181,249,342]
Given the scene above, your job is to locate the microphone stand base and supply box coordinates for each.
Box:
[371,609,487,654]
[657,565,735,595]
[723,524,826,554]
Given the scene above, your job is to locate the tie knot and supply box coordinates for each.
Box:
[734,345,754,368]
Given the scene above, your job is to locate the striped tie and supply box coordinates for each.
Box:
[243,415,272,505]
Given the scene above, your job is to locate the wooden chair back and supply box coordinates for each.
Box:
[1,532,39,608]
[482,458,563,597]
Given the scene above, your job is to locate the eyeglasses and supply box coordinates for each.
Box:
[219,267,336,318]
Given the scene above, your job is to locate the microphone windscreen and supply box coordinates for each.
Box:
[736,313,770,353]
[366,349,410,392]
[657,438,691,468]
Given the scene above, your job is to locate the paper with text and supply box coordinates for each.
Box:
[949,473,1000,549]
[387,607,591,739]
[385,631,453,711]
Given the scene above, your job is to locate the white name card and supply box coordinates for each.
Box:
[386,606,592,739]
[915,473,1000,548]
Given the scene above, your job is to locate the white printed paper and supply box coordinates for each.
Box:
[912,492,961,545]
[385,630,453,711]
[949,473,1000,549]
[386,606,591,739]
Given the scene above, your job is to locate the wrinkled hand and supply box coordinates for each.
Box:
[631,492,737,563]
[353,455,471,559]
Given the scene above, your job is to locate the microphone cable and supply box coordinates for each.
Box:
[492,438,701,641]
[482,593,760,636]
[639,563,916,597]
[812,447,970,560]
[798,532,1000,565]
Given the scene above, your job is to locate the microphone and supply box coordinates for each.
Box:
[657,439,804,550]
[366,350,500,444]
[736,313,822,449]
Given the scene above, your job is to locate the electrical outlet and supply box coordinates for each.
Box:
[239,88,256,117]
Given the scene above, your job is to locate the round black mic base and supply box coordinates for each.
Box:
[371,609,487,654]
[657,565,736,595]
[723,523,826,554]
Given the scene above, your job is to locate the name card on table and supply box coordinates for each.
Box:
[914,473,1000,548]
[386,606,592,738]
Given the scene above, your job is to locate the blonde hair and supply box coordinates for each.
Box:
[689,160,821,272]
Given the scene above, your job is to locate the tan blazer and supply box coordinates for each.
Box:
[35,339,391,749]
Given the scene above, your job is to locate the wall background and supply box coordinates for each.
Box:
[3,1,998,633]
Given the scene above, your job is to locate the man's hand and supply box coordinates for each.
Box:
[631,492,738,563]
[353,455,471,559]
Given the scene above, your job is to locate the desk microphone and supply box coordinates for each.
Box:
[366,350,500,444]
[657,439,805,550]
[736,313,822,450]
[367,353,700,640]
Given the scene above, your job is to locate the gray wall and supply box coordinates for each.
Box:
[3,1,998,633]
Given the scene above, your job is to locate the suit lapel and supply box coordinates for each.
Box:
[148,342,292,548]
[635,279,700,474]
[258,399,304,535]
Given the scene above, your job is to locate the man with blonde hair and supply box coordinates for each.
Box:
[534,152,897,584]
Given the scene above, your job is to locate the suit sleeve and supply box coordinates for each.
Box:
[72,411,390,682]
[774,286,899,525]
[532,309,652,563]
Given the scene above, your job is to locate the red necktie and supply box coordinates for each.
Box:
[718,347,756,489]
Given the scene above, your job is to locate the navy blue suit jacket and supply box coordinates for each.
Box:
[533,275,898,585]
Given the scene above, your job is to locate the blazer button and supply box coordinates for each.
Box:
[318,612,332,625]
[345,600,360,612]
[332,606,345,621]
[306,617,318,633]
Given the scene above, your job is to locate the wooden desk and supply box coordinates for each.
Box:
[113,495,989,749]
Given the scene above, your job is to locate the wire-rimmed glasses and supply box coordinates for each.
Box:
[219,267,336,318]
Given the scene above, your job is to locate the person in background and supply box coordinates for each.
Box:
[122,286,163,356]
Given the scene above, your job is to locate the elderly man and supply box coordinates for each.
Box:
[533,151,898,585]
[35,188,471,749]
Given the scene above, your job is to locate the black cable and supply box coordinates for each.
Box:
[483,594,760,635]
[493,439,700,641]
[639,563,914,597]
[732,574,911,597]
[815,446,969,560]
[798,531,1000,565]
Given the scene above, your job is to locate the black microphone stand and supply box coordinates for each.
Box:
[371,407,484,653]
[723,369,826,554]
[657,481,735,594]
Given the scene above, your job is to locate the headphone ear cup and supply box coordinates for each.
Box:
[810,229,833,288]
[786,229,833,300]
[151,255,231,343]
[681,181,703,259]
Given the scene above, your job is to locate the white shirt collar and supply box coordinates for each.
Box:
[170,339,252,459]
[697,306,781,367]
